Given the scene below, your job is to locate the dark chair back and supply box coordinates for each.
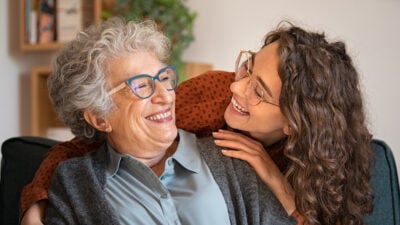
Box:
[364,139,400,225]
[0,137,60,225]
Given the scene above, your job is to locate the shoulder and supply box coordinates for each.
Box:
[54,143,106,176]
[176,70,234,98]
[195,136,252,174]
[195,136,219,156]
[176,70,233,137]
[177,70,234,89]
[48,137,103,159]
[50,144,109,193]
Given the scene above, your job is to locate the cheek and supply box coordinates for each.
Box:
[250,108,286,129]
[171,92,176,103]
[109,101,144,127]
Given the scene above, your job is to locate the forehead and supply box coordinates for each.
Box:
[254,42,280,73]
[253,41,282,96]
[106,52,162,86]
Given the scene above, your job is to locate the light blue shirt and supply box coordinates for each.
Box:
[104,129,231,225]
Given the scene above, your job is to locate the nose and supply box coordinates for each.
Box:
[230,76,250,99]
[151,80,174,103]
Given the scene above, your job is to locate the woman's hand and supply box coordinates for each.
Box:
[212,129,296,215]
[20,200,47,225]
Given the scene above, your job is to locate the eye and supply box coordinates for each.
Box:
[130,79,152,92]
[160,74,172,82]
[252,82,264,99]
[159,69,176,87]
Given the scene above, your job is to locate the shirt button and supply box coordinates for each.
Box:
[167,159,172,166]
[161,193,168,199]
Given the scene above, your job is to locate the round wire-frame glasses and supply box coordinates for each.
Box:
[235,50,279,107]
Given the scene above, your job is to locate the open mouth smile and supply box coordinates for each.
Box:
[146,110,172,121]
[231,98,249,115]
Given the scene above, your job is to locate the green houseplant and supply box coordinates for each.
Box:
[104,0,197,82]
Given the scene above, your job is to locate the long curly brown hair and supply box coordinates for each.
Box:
[263,23,374,225]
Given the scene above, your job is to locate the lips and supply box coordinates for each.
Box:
[146,110,172,121]
[231,98,249,115]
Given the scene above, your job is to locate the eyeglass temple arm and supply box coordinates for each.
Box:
[108,83,126,95]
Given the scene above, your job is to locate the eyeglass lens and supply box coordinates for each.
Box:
[247,78,265,105]
[235,51,253,80]
[127,66,177,99]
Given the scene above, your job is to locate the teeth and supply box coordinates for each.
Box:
[232,98,248,114]
[147,111,171,121]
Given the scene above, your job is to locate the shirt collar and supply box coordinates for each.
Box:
[172,129,201,173]
[105,129,201,177]
[106,142,124,178]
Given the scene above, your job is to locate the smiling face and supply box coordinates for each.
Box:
[96,51,177,159]
[224,41,289,146]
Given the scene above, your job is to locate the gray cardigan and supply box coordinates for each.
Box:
[45,134,295,225]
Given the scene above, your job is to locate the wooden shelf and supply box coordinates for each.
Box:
[31,66,65,137]
[20,0,102,51]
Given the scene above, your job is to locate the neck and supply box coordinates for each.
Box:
[150,140,178,176]
[106,134,179,176]
[107,136,172,166]
[138,152,166,167]
[264,137,289,172]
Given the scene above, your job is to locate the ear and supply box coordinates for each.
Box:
[83,110,112,133]
[283,124,291,136]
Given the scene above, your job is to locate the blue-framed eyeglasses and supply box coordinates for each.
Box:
[108,65,178,99]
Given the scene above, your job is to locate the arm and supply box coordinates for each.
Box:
[45,149,118,225]
[19,138,101,223]
[44,166,78,225]
[176,70,234,136]
[20,201,46,225]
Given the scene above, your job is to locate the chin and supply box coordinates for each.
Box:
[224,109,240,129]
[164,126,178,139]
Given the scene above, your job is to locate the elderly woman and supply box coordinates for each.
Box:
[38,17,292,225]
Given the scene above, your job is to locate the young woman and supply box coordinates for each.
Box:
[212,24,374,224]
[176,22,374,224]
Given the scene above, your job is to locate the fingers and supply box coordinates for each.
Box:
[220,149,250,161]
[214,130,295,214]
[213,129,268,169]
[212,129,263,154]
[212,129,249,142]
[215,129,262,150]
[213,129,279,174]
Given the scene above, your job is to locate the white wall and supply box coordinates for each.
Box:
[1,0,399,177]
[182,0,400,177]
[0,0,54,160]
